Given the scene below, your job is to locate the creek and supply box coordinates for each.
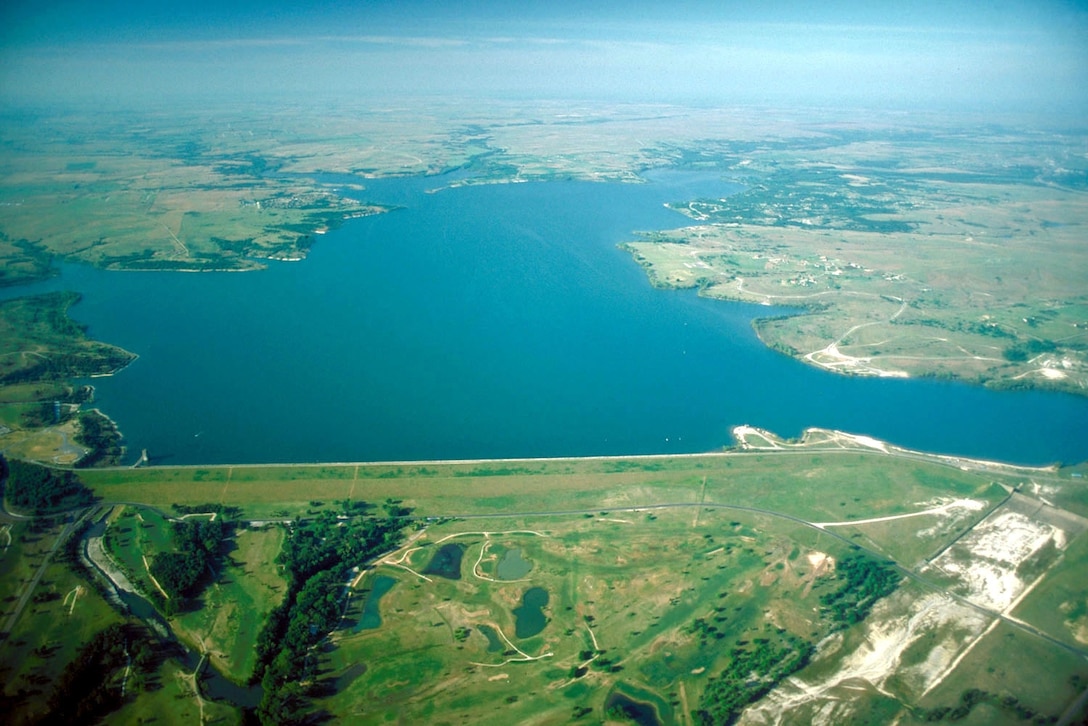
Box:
[81,520,262,709]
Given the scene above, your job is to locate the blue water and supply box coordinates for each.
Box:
[13,171,1088,465]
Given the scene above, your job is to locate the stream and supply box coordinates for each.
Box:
[81,518,262,709]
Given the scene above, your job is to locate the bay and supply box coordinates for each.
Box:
[21,171,1088,466]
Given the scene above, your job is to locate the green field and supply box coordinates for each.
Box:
[0,439,1067,724]
[170,524,287,683]
[77,449,1015,527]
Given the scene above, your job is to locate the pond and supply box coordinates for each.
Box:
[496,548,533,580]
[354,575,396,631]
[422,543,464,580]
[513,587,549,639]
[604,683,672,726]
[477,624,505,653]
[605,692,664,726]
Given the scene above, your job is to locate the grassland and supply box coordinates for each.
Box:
[4,435,1088,723]
[621,125,1088,395]
[0,515,129,725]
[0,106,399,278]
[0,292,134,465]
[65,437,1086,723]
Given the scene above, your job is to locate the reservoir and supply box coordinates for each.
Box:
[20,171,1088,466]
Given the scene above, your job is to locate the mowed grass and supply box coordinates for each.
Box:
[319,507,838,724]
[79,450,1005,527]
[103,505,175,596]
[171,525,288,683]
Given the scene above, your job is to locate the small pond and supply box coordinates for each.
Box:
[422,543,464,580]
[496,547,533,580]
[354,575,396,631]
[604,683,671,726]
[477,624,505,653]
[605,693,663,726]
[513,586,549,639]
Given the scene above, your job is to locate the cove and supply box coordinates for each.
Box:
[22,170,1088,466]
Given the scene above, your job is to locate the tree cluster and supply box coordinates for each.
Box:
[1,456,93,514]
[695,634,814,726]
[916,688,1057,723]
[74,409,124,467]
[44,623,157,725]
[820,553,901,626]
[253,503,408,724]
[149,517,232,614]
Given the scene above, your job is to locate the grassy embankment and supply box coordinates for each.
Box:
[78,448,1014,524]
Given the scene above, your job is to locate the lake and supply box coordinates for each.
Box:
[18,170,1088,465]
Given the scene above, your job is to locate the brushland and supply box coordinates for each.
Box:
[2,432,1086,723]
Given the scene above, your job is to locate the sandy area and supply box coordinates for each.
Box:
[930,510,1061,612]
[739,592,988,726]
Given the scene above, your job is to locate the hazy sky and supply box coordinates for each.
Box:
[2,1,1086,113]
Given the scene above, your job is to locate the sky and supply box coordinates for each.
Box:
[1,1,1086,113]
